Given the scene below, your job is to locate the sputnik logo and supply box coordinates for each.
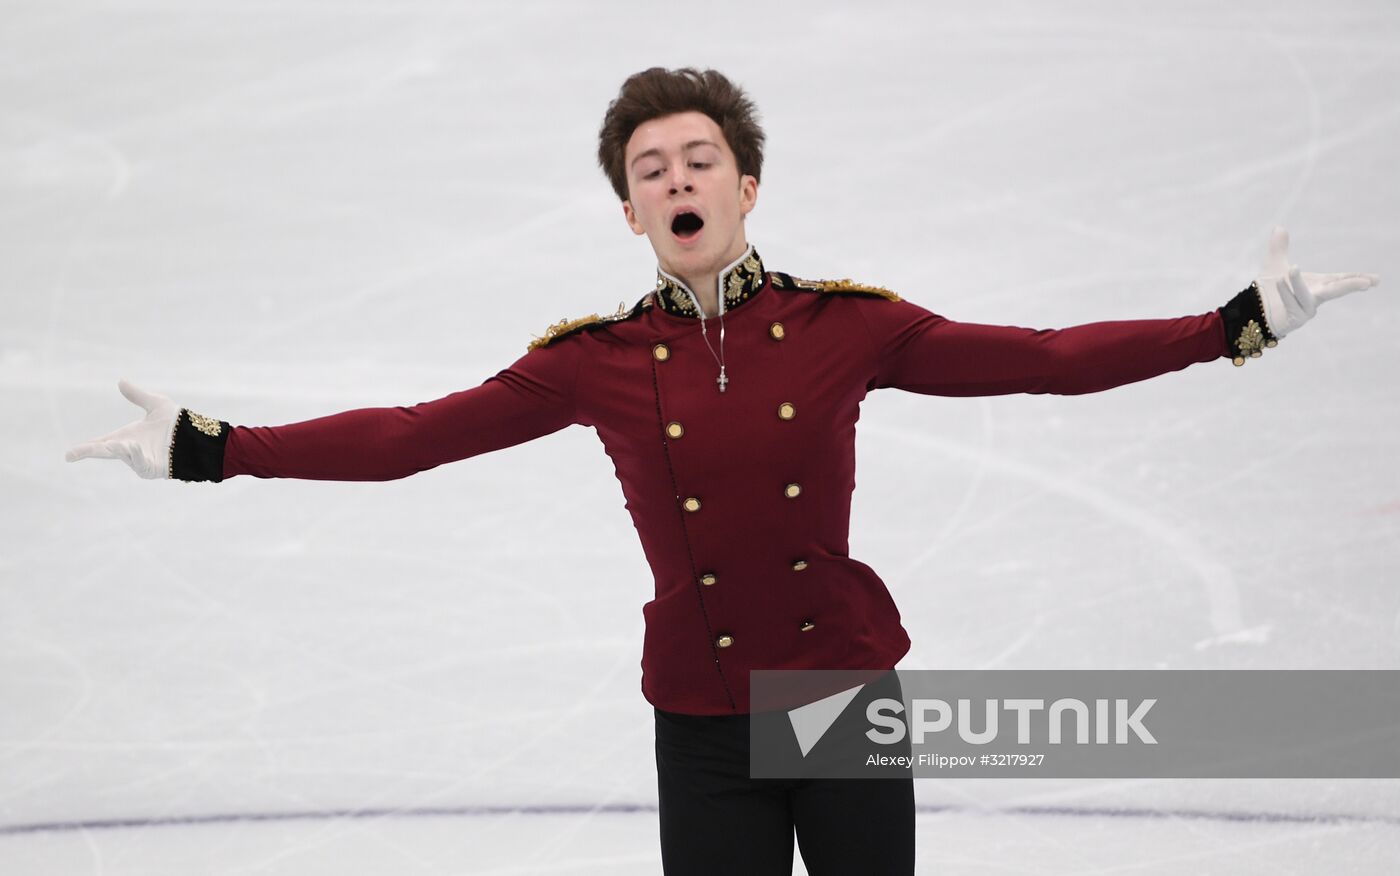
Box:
[787,683,866,757]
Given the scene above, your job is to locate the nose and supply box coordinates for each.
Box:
[668,163,694,194]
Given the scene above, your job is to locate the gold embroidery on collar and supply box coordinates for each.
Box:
[655,249,766,318]
[660,279,699,316]
[724,252,762,304]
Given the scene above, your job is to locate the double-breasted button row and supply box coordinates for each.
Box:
[655,321,813,650]
[666,409,790,442]
[655,323,786,361]
[714,623,812,650]
[681,485,799,509]
[700,561,802,584]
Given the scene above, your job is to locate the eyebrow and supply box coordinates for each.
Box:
[629,139,721,170]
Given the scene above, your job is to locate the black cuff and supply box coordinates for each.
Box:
[169,408,230,482]
[1219,282,1279,366]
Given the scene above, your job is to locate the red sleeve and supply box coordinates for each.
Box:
[223,341,583,481]
[853,296,1230,397]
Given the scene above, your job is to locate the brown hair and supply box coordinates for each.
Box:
[597,67,765,202]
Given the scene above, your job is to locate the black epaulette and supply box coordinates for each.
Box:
[768,271,903,302]
[528,295,654,352]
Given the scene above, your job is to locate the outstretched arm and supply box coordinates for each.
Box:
[859,227,1379,397]
[66,343,583,483]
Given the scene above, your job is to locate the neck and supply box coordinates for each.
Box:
[678,270,720,318]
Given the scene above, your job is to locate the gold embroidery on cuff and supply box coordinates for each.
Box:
[1238,319,1265,354]
[1231,283,1280,367]
[187,410,223,437]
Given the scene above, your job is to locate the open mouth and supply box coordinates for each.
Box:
[670,210,704,240]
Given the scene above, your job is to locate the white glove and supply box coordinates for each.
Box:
[1255,226,1381,339]
[65,380,180,479]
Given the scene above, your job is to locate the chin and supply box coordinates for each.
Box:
[661,245,706,269]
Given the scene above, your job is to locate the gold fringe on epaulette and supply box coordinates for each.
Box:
[816,279,902,301]
[782,274,903,301]
[527,300,636,351]
[529,313,604,351]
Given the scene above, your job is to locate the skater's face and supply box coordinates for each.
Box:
[621,111,758,280]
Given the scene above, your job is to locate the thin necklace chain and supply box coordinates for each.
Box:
[695,309,727,393]
[662,248,754,394]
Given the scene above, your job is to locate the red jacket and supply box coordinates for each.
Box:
[222,249,1230,714]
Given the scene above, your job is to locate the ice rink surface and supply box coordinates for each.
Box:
[3,0,1399,872]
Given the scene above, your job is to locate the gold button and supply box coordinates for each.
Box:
[800,621,815,632]
[777,402,796,421]
[784,483,802,499]
[683,497,701,512]
[716,634,735,648]
[700,572,717,587]
[769,322,786,340]
[791,560,808,572]
[666,421,684,439]
[653,343,671,362]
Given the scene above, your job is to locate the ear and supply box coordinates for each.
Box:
[738,174,759,219]
[622,200,646,236]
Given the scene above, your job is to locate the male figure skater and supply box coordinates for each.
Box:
[67,68,1380,874]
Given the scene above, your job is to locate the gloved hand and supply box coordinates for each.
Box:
[1255,226,1381,339]
[65,380,180,479]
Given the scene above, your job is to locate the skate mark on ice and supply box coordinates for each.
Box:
[864,421,1249,638]
[3,802,1398,838]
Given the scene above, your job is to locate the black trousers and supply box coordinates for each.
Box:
[654,677,915,875]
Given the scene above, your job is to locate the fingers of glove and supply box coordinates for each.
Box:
[118,379,172,415]
[109,442,163,479]
[1263,226,1292,276]
[1303,272,1382,304]
[113,443,136,469]
[66,436,165,478]
[65,441,122,462]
